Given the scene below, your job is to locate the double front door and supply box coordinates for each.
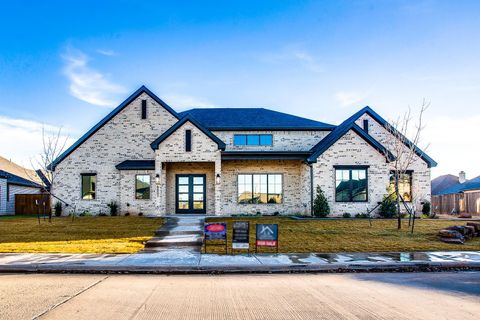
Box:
[176,174,206,214]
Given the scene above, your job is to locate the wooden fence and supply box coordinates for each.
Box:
[432,191,480,215]
[15,194,50,215]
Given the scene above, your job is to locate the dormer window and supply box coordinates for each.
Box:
[141,100,147,119]
[234,134,273,146]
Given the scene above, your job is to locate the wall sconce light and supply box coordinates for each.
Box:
[216,173,221,184]
[155,174,160,185]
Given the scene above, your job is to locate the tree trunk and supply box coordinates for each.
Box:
[395,176,401,230]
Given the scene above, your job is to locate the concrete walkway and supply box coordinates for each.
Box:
[0,251,479,274]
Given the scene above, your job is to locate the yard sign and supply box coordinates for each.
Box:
[204,222,228,254]
[255,224,278,253]
[232,221,250,250]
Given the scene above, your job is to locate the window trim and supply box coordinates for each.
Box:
[233,134,273,146]
[237,173,283,204]
[389,170,413,203]
[135,174,151,200]
[334,166,369,203]
[80,173,97,200]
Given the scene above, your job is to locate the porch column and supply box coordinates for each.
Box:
[155,152,167,216]
[214,153,222,215]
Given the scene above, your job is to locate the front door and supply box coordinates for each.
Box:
[176,174,206,214]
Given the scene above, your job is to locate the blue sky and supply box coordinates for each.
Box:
[1,0,479,178]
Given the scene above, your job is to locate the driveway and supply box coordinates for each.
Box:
[1,272,478,319]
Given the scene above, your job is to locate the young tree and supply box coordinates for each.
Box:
[383,100,430,229]
[313,185,330,217]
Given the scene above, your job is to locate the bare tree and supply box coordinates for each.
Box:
[383,100,430,230]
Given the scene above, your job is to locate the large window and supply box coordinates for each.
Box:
[234,134,273,146]
[335,167,368,202]
[136,175,151,200]
[81,174,96,200]
[389,171,412,202]
[238,174,282,204]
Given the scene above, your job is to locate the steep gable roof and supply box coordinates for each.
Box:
[431,174,459,196]
[307,117,395,163]
[150,115,226,150]
[350,106,437,168]
[49,86,179,170]
[0,170,43,188]
[0,156,43,185]
[178,108,335,131]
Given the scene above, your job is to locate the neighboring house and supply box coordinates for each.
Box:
[0,157,44,215]
[432,171,480,215]
[49,86,436,216]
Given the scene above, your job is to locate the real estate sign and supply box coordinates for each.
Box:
[204,223,227,240]
[232,221,249,249]
[255,224,278,247]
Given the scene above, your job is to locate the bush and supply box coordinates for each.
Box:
[313,186,330,217]
[422,201,431,216]
[342,212,351,218]
[54,202,63,217]
[379,196,397,218]
[355,213,369,219]
[107,201,118,216]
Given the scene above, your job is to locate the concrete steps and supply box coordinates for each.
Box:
[144,215,205,252]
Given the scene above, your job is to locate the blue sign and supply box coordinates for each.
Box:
[256,224,278,247]
[204,223,227,240]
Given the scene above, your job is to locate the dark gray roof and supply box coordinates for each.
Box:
[435,175,480,196]
[116,160,155,170]
[431,174,459,195]
[179,108,335,131]
[0,170,43,188]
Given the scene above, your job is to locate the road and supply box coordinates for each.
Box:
[0,272,479,320]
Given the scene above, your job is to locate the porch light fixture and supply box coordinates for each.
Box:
[155,174,160,185]
[216,173,221,184]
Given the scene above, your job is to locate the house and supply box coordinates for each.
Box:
[432,171,480,215]
[0,156,44,215]
[49,86,436,216]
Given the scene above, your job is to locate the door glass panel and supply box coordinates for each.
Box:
[178,177,189,185]
[178,201,189,209]
[178,193,189,201]
[193,177,204,185]
[193,193,204,201]
[179,185,188,193]
[177,175,205,212]
[193,185,203,193]
[193,201,204,209]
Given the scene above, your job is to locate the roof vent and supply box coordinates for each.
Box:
[459,171,466,184]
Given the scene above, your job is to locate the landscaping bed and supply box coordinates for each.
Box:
[0,216,163,254]
[204,217,480,254]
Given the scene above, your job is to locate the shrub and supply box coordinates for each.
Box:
[342,212,351,218]
[107,201,118,216]
[124,212,130,216]
[355,213,369,219]
[379,196,397,218]
[313,186,330,217]
[422,201,431,216]
[98,211,108,217]
[54,202,63,217]
[138,212,143,216]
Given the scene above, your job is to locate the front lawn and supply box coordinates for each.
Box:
[205,217,480,253]
[0,216,163,254]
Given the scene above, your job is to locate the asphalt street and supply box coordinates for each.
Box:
[0,272,478,320]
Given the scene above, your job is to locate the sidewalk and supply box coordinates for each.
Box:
[0,250,479,274]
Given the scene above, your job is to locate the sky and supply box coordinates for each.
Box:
[0,0,479,179]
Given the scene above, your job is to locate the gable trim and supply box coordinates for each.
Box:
[48,86,179,170]
[150,115,226,151]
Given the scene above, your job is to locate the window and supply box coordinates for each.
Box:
[233,134,273,146]
[81,174,96,200]
[335,167,368,202]
[363,119,369,133]
[185,130,192,152]
[136,175,151,200]
[237,174,282,204]
[141,100,147,119]
[389,171,412,202]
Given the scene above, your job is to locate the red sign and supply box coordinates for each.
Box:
[256,240,277,247]
[206,223,226,233]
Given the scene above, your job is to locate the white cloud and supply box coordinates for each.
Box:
[62,48,126,107]
[335,91,370,107]
[0,115,75,169]
[96,49,116,56]
[257,47,323,73]
[425,114,480,178]
[163,94,215,109]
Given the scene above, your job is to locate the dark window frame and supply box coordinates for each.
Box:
[334,165,369,203]
[81,173,97,200]
[185,129,192,152]
[389,170,413,202]
[237,173,283,204]
[141,100,147,119]
[233,134,273,146]
[363,119,369,133]
[135,174,151,200]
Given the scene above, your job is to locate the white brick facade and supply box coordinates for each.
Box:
[51,88,433,217]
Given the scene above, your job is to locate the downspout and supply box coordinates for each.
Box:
[309,163,314,216]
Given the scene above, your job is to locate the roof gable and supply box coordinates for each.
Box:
[353,106,437,168]
[431,174,459,195]
[436,175,480,195]
[150,115,226,150]
[49,86,179,170]
[0,170,43,188]
[179,108,334,131]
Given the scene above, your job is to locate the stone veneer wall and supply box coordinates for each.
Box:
[356,113,431,210]
[219,160,308,215]
[53,92,178,215]
[212,130,330,151]
[312,130,390,216]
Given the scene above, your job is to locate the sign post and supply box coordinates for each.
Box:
[255,224,279,253]
[232,221,250,254]
[204,222,227,254]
